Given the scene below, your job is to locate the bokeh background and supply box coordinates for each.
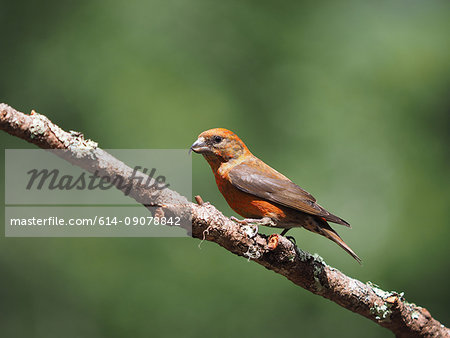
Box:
[1,1,449,337]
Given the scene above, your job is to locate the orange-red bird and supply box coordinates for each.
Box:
[190,128,361,263]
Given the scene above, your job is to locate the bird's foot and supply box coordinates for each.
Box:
[230,217,259,237]
[285,236,297,245]
[241,224,259,238]
[258,217,277,227]
[279,228,297,245]
[230,217,276,238]
[230,216,276,227]
[230,216,248,225]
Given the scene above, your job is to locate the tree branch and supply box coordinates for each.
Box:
[1,103,448,338]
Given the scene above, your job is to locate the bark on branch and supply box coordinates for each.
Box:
[1,103,448,338]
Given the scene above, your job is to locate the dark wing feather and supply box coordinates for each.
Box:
[228,161,350,226]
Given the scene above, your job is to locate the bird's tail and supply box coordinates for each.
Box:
[313,217,362,264]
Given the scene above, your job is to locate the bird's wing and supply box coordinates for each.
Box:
[228,161,350,226]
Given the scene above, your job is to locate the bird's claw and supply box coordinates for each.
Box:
[259,217,277,227]
[230,217,261,238]
[285,235,297,245]
[241,224,259,238]
[230,216,248,225]
[231,217,276,226]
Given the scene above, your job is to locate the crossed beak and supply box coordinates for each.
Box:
[189,137,209,154]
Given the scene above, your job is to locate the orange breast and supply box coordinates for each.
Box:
[214,174,286,220]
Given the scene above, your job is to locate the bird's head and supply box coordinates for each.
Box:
[190,128,250,163]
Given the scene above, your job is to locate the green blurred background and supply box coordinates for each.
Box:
[1,1,449,337]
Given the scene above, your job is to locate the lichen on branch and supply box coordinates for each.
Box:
[1,103,448,338]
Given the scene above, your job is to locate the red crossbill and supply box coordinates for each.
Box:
[190,128,361,263]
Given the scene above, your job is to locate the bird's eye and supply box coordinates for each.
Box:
[213,136,223,144]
